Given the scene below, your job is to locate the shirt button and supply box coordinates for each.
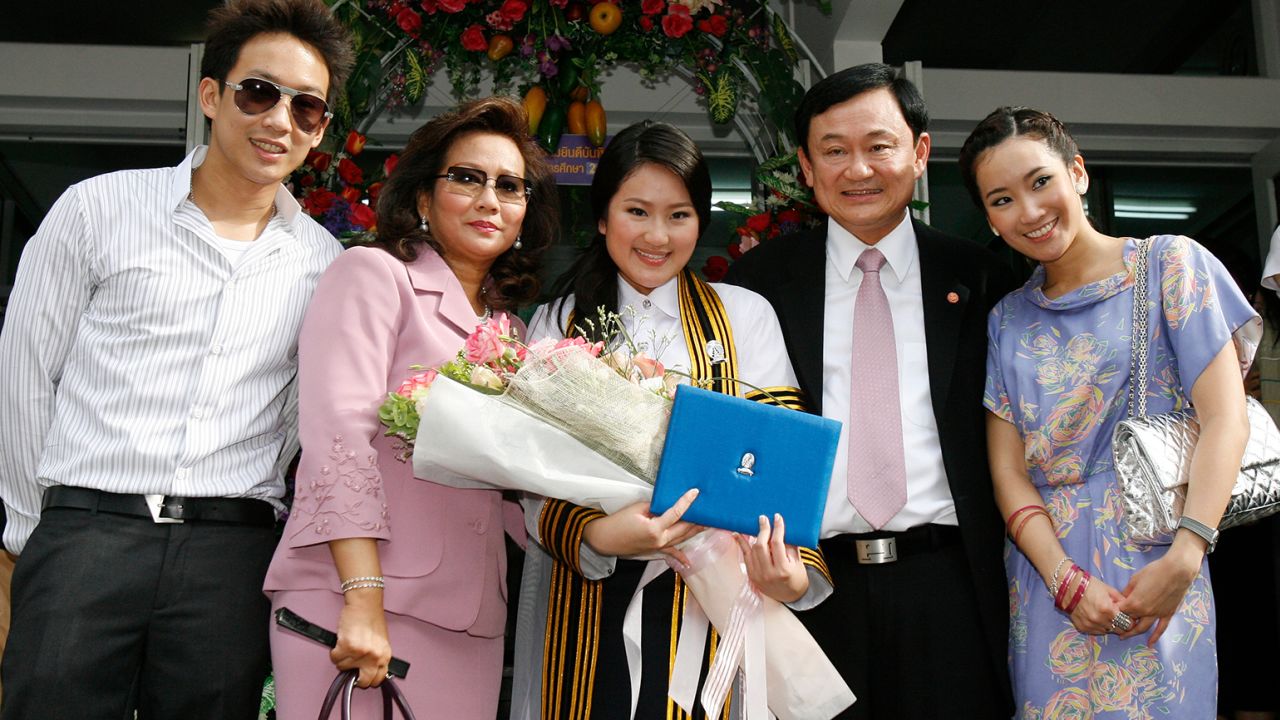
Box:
[175,468,190,480]
[642,299,652,309]
[210,344,223,356]
[190,407,204,419]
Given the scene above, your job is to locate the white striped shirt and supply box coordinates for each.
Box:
[0,146,341,554]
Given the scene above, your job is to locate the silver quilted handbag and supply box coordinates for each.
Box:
[1112,237,1280,545]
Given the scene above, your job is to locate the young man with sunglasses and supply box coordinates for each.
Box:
[0,1,352,717]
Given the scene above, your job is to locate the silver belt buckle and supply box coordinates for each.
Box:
[144,494,184,524]
[855,537,897,564]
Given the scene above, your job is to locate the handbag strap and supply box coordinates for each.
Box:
[316,669,418,720]
[1128,237,1153,418]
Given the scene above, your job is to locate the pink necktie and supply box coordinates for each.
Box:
[848,248,907,530]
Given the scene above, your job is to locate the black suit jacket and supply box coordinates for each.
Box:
[725,220,1015,709]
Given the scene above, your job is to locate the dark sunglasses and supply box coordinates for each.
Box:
[434,166,532,205]
[224,77,332,134]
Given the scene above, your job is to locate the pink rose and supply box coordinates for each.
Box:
[554,336,603,357]
[396,368,438,399]
[632,354,665,379]
[465,322,506,364]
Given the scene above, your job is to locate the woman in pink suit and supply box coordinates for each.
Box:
[263,96,558,719]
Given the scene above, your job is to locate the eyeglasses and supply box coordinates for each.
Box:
[434,166,532,205]
[224,77,332,134]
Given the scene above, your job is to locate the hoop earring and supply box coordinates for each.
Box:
[513,235,523,250]
[419,216,429,232]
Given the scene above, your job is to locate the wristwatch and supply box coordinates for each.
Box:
[1177,515,1219,553]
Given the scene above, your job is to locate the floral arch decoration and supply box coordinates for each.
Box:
[294,0,832,278]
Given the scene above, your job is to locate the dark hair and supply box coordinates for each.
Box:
[371,96,558,309]
[795,63,928,152]
[202,0,354,96]
[547,121,712,341]
[957,107,1080,207]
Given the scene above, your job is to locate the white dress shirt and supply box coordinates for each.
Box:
[821,213,957,536]
[0,146,341,553]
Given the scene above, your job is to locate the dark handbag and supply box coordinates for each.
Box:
[1112,237,1280,544]
[317,669,418,720]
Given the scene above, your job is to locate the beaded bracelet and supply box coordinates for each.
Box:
[1049,557,1073,597]
[341,575,386,592]
[342,580,385,593]
[1064,571,1091,614]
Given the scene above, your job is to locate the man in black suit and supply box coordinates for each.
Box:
[725,64,1015,719]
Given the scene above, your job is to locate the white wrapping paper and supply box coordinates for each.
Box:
[410,375,854,720]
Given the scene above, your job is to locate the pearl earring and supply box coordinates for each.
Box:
[513,235,523,250]
[419,216,429,232]
[1075,181,1087,195]
[989,224,1000,237]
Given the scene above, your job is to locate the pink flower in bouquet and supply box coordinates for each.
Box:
[465,319,508,364]
[554,336,604,357]
[397,368,439,400]
[632,354,665,379]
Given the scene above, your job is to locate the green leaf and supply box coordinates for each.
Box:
[758,151,797,173]
[403,48,428,106]
[703,72,737,125]
[714,201,754,216]
[772,13,798,64]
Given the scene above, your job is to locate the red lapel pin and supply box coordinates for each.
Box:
[946,291,960,304]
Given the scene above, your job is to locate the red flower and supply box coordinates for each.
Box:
[499,0,528,21]
[367,182,384,203]
[426,0,468,13]
[662,5,692,38]
[641,0,664,14]
[340,186,363,204]
[745,211,772,233]
[776,208,803,225]
[298,174,315,188]
[396,8,422,36]
[344,131,367,157]
[302,188,338,215]
[348,202,377,230]
[697,13,728,37]
[461,24,488,51]
[638,15,654,31]
[726,240,743,260]
[305,150,332,172]
[702,255,729,282]
[549,0,568,7]
[383,154,399,178]
[337,157,364,186]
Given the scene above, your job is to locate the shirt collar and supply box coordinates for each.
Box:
[826,212,917,284]
[617,274,680,321]
[170,145,305,227]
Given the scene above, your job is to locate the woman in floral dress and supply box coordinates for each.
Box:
[958,107,1261,718]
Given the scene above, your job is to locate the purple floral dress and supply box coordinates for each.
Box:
[984,235,1260,719]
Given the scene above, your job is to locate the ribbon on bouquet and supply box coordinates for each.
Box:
[622,531,773,720]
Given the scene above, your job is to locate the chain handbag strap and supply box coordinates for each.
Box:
[1127,238,1152,419]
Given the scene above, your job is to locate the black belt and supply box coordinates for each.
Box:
[42,485,276,527]
[822,524,961,564]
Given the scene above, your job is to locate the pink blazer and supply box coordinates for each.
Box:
[263,244,518,638]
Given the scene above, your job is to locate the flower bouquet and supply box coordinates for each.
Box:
[378,313,854,720]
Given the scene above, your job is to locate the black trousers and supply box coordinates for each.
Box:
[1,506,277,720]
[802,533,1009,720]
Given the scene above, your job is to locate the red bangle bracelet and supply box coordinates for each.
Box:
[1064,571,1091,613]
[1013,509,1051,545]
[1055,565,1079,609]
[1005,505,1044,535]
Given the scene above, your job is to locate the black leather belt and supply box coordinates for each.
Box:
[822,524,962,564]
[42,485,276,526]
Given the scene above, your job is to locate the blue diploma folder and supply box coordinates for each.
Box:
[650,385,840,549]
